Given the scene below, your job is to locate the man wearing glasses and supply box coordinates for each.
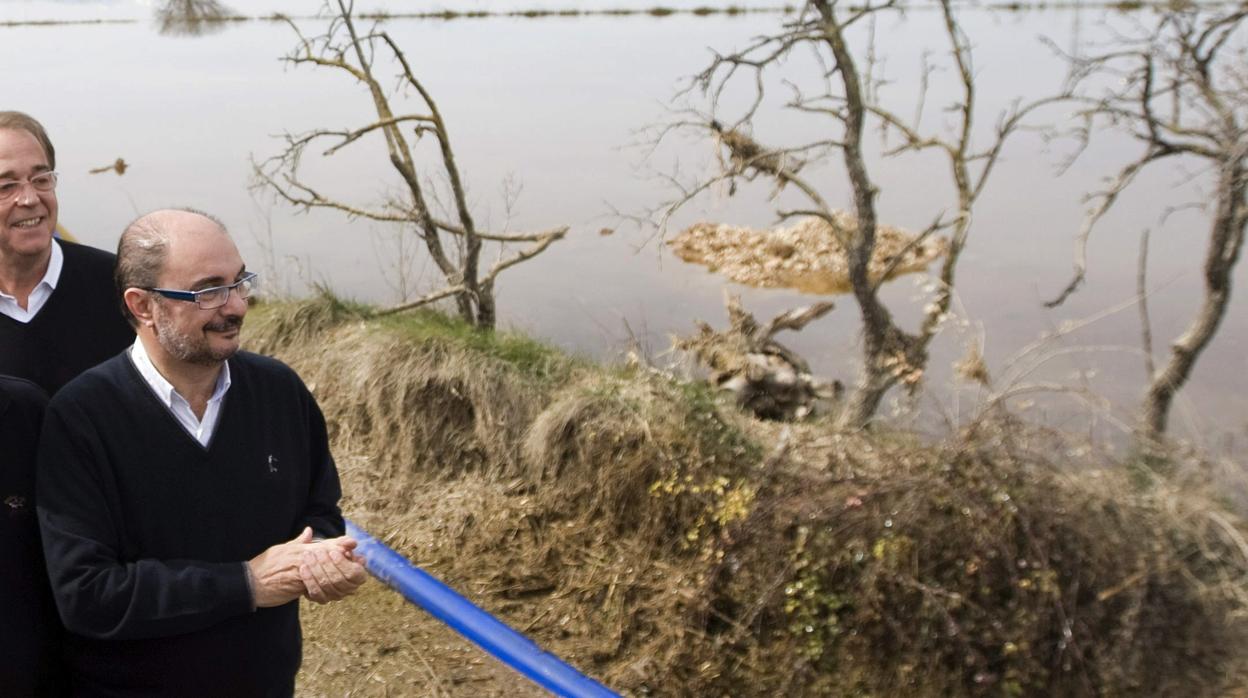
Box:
[0,111,133,395]
[37,208,366,696]
[0,112,131,696]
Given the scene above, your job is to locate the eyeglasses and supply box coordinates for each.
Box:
[0,172,58,204]
[148,271,258,310]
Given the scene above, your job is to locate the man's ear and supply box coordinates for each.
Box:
[123,288,156,328]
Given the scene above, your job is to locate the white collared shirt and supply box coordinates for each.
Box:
[129,337,232,447]
[0,238,63,322]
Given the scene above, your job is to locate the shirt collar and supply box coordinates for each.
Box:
[128,336,231,407]
[43,238,63,291]
[0,238,63,302]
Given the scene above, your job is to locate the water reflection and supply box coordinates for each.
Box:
[154,0,235,37]
[5,4,1244,442]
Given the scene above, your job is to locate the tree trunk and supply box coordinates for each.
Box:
[1140,160,1246,442]
[817,3,914,430]
[475,287,496,330]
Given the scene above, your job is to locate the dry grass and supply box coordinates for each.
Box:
[247,296,1248,697]
[686,427,1248,696]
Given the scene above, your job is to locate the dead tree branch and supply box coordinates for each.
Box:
[1051,6,1248,445]
[253,0,564,329]
[651,0,1062,428]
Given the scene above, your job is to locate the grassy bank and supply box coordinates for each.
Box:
[246,295,1248,696]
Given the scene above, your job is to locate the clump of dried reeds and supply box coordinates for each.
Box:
[681,422,1248,696]
[248,292,553,481]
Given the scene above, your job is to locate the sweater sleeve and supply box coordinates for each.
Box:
[36,398,254,641]
[301,385,345,539]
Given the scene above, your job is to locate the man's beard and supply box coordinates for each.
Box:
[154,312,243,366]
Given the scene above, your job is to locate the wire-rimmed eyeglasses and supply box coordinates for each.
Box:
[0,172,58,204]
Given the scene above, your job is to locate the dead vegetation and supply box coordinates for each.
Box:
[248,297,1248,696]
[254,1,567,329]
[670,216,948,294]
[1044,6,1248,448]
[675,291,838,420]
[646,0,1071,430]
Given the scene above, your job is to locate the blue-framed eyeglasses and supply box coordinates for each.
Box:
[147,271,258,310]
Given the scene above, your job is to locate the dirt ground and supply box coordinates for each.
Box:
[297,580,549,697]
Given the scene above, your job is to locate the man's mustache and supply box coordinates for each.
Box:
[204,316,243,332]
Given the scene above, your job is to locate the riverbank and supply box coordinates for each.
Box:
[246,295,1248,696]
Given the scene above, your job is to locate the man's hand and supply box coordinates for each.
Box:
[300,536,367,604]
[247,527,316,608]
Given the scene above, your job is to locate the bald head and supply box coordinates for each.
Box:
[115,208,230,326]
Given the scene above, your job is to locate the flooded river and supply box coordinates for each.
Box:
[5,0,1246,448]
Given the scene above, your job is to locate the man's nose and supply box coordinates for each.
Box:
[15,183,40,206]
[223,284,249,314]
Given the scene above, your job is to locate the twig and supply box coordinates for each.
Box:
[1137,228,1156,381]
[375,284,466,317]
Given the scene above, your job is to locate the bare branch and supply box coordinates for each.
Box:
[871,212,949,294]
[759,301,836,340]
[254,165,409,223]
[321,115,435,155]
[481,227,568,287]
[254,0,564,329]
[375,284,466,317]
[1045,147,1173,308]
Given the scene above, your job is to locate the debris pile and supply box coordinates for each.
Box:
[676,291,839,420]
[669,214,947,294]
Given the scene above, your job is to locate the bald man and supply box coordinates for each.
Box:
[37,209,365,697]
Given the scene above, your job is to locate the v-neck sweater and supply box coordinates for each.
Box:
[37,350,345,697]
[0,240,134,396]
[0,376,68,696]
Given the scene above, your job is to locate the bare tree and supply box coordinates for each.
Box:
[254,0,566,329]
[1048,7,1247,445]
[154,0,235,37]
[654,0,1060,428]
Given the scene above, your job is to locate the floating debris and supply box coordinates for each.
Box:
[88,158,128,176]
[669,214,947,294]
[676,291,840,421]
[955,342,991,386]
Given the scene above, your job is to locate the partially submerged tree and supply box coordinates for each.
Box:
[655,0,1059,428]
[255,0,566,329]
[1048,6,1247,445]
[154,0,235,37]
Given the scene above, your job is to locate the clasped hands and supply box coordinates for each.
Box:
[247,527,367,607]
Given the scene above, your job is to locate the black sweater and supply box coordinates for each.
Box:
[0,376,67,697]
[0,241,134,396]
[37,351,345,697]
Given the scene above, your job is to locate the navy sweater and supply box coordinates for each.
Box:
[0,376,67,696]
[37,351,345,697]
[0,241,134,396]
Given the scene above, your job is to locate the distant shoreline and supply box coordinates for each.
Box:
[1,0,1222,31]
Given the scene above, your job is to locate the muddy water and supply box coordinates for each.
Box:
[4,1,1246,447]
